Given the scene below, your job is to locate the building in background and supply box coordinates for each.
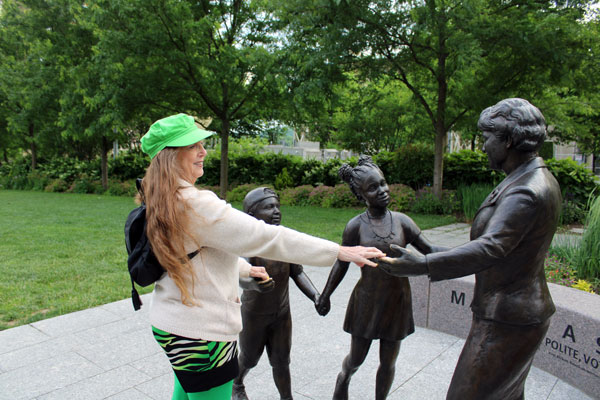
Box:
[261,129,354,162]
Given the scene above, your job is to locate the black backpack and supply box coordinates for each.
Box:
[124,179,198,310]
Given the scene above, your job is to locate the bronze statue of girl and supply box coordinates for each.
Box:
[316,155,446,400]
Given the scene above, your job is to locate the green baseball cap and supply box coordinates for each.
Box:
[141,113,215,159]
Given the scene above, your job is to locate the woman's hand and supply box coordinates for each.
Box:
[249,266,270,281]
[245,266,275,292]
[337,246,385,267]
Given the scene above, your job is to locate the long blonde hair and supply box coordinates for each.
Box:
[141,148,198,305]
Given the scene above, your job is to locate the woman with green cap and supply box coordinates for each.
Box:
[138,113,385,400]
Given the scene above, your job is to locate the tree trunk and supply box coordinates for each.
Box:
[219,119,230,200]
[101,135,109,190]
[432,130,446,198]
[432,9,448,199]
[29,123,37,170]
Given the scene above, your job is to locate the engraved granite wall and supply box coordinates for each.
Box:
[409,277,600,398]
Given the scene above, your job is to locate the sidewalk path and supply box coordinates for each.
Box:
[0,223,594,399]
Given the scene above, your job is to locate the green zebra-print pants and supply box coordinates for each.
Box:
[152,326,239,400]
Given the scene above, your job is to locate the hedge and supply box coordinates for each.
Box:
[1,147,597,220]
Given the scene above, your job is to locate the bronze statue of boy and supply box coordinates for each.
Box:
[233,187,321,400]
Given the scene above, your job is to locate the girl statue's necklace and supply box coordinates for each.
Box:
[365,209,396,243]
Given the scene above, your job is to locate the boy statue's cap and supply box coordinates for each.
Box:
[141,113,214,159]
[243,187,279,214]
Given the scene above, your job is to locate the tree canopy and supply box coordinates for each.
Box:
[87,0,287,197]
[278,0,596,195]
[0,0,598,194]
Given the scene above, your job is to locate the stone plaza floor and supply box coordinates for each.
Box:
[0,223,595,399]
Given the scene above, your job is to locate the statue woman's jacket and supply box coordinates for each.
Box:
[426,157,561,325]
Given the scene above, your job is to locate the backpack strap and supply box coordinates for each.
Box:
[130,178,145,311]
[131,277,142,311]
[130,251,197,311]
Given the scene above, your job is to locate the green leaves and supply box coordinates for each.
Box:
[546,158,599,206]
[279,0,596,195]
[1,0,598,194]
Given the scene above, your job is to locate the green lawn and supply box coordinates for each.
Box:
[0,190,456,330]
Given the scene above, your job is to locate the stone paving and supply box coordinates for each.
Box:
[0,223,595,399]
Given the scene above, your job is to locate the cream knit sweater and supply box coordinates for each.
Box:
[149,181,340,341]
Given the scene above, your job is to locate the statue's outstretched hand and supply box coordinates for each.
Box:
[315,294,331,316]
[377,244,428,277]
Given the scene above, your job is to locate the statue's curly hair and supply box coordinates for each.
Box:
[338,155,381,203]
[477,98,546,153]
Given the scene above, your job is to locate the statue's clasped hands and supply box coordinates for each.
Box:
[315,294,330,316]
[377,244,428,277]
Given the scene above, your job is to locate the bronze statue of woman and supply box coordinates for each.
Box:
[315,155,446,400]
[378,98,561,400]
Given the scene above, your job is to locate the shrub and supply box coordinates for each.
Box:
[546,158,599,208]
[302,159,344,187]
[444,150,503,189]
[442,152,600,214]
[44,179,69,193]
[228,153,267,187]
[308,185,335,207]
[0,162,11,185]
[39,157,99,183]
[106,180,137,197]
[411,187,459,215]
[279,185,314,206]
[109,150,148,181]
[375,145,434,189]
[322,184,362,208]
[371,151,395,182]
[411,188,442,214]
[205,150,306,188]
[559,200,586,226]
[71,177,104,194]
[2,157,32,189]
[538,141,554,160]
[388,184,416,212]
[226,183,265,203]
[274,168,294,190]
[199,153,221,187]
[441,190,461,215]
[259,153,304,186]
[28,170,51,191]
